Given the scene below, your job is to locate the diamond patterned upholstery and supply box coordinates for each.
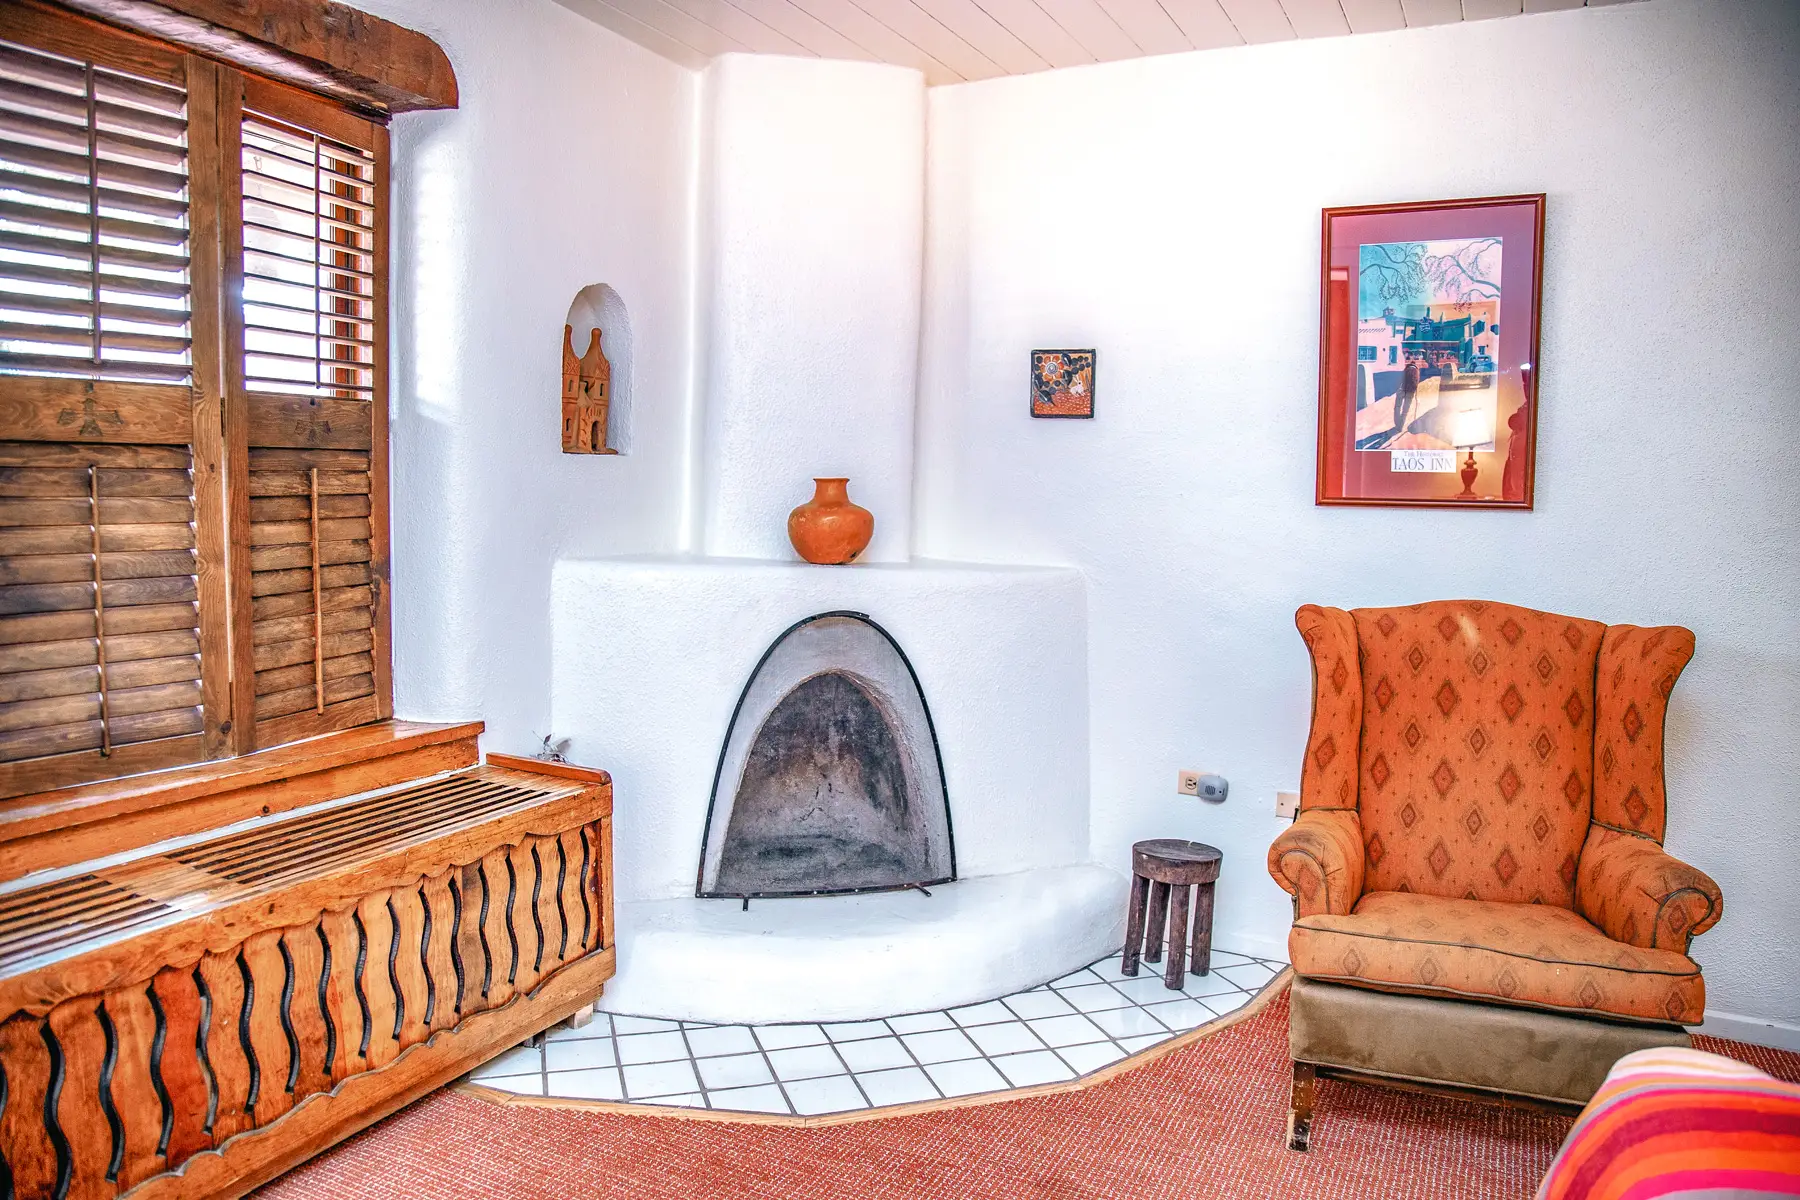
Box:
[1353,601,1603,908]
[1268,600,1722,1027]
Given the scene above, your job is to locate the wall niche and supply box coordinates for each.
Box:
[561,283,632,454]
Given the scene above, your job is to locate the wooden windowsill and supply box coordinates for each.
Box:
[0,719,482,848]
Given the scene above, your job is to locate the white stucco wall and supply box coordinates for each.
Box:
[355,0,699,753]
[914,0,1800,1034]
[695,56,925,562]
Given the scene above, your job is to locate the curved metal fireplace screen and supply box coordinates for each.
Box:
[697,612,954,899]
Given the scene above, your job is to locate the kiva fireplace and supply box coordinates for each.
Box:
[697,612,954,899]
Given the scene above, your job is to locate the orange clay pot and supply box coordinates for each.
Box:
[787,477,874,565]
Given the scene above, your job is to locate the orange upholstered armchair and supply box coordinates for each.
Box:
[1267,601,1722,1150]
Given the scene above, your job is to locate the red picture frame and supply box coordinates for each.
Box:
[1316,194,1545,508]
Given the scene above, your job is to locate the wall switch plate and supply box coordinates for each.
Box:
[1275,790,1300,819]
[1178,770,1201,796]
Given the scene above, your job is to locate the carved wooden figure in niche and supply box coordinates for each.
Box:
[561,324,617,454]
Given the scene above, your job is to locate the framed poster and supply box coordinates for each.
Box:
[1316,194,1544,508]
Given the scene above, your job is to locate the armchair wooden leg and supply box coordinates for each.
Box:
[1288,1061,1315,1151]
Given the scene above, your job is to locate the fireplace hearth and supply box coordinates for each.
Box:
[697,612,954,899]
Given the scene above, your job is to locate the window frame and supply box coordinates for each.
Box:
[0,1,393,796]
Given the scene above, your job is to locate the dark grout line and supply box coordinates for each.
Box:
[882,1015,951,1101]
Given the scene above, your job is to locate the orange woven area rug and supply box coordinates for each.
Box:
[261,986,1800,1200]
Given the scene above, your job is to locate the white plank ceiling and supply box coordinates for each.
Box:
[552,0,1639,85]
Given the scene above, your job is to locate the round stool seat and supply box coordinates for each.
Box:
[1131,839,1222,885]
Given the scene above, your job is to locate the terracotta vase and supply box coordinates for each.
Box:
[787,478,874,565]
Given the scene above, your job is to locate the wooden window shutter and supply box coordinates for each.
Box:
[0,7,231,798]
[223,75,390,752]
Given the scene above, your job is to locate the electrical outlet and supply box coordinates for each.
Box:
[1275,790,1301,819]
[1178,770,1201,796]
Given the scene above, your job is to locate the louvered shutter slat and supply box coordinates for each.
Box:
[0,226,191,272]
[0,37,192,384]
[239,110,375,403]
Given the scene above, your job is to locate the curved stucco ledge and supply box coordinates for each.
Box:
[597,865,1129,1024]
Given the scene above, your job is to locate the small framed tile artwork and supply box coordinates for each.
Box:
[1031,349,1095,419]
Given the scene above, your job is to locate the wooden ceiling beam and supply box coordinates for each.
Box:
[48,0,458,115]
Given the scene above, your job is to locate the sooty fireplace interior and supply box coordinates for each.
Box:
[697,612,954,899]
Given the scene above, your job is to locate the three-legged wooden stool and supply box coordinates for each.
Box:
[1122,839,1222,989]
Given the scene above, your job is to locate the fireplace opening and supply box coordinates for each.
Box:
[697,612,954,899]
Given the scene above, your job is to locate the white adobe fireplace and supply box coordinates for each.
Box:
[546,55,1124,1025]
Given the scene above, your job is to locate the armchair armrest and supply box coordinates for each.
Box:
[1577,828,1722,954]
[1268,809,1364,918]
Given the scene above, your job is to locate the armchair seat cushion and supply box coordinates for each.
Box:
[1290,891,1704,1025]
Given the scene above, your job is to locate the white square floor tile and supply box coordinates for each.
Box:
[754,1024,829,1051]
[1048,966,1102,988]
[1056,1041,1127,1075]
[857,1066,938,1108]
[948,1000,1014,1027]
[707,1083,790,1115]
[616,1031,689,1066]
[1217,962,1279,989]
[1202,991,1252,1018]
[925,1057,1008,1098]
[766,1044,845,1082]
[685,1025,758,1058]
[1118,1032,1172,1054]
[696,1052,774,1091]
[1001,991,1076,1020]
[1089,1005,1173,1040]
[547,1019,612,1042]
[611,1015,680,1034]
[1106,972,1188,1003]
[1026,1014,1108,1048]
[545,1037,616,1071]
[834,1036,912,1073]
[479,1073,544,1096]
[900,1028,981,1065]
[822,1020,890,1043]
[965,1021,1042,1057]
[993,1050,1076,1088]
[886,1011,954,1035]
[472,1045,541,1079]
[656,1093,707,1108]
[785,1074,868,1116]
[623,1058,700,1100]
[1167,971,1243,999]
[1205,950,1255,968]
[546,1066,624,1100]
[1145,998,1214,1032]
[1056,983,1133,1014]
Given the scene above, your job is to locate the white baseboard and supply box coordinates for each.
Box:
[1700,1009,1800,1052]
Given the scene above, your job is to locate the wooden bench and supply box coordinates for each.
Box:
[0,721,614,1199]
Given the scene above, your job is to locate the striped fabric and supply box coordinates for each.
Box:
[1537,1047,1800,1200]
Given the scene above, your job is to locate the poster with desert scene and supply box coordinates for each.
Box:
[1355,237,1502,467]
